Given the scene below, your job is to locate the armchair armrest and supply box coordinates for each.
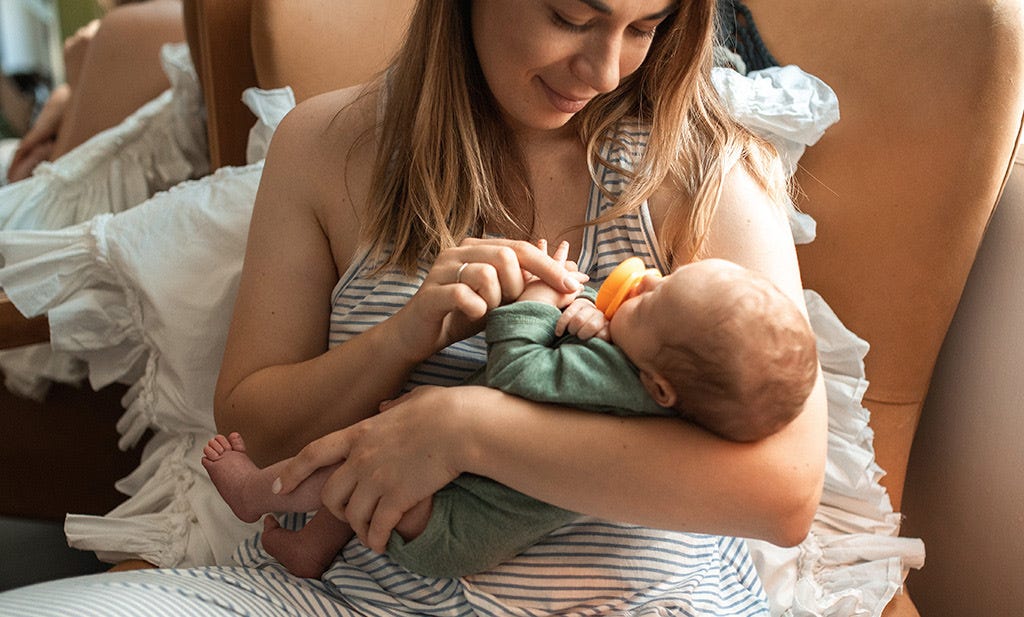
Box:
[0,290,48,349]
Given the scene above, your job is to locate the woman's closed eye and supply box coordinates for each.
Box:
[549,10,660,40]
[550,10,592,33]
[630,24,658,40]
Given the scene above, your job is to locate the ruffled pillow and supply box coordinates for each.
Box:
[711,65,837,246]
[0,86,294,567]
[0,42,208,400]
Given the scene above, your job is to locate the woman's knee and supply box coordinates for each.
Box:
[53,0,185,156]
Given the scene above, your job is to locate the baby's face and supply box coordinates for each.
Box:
[609,259,743,367]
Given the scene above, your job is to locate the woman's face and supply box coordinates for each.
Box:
[471,0,677,135]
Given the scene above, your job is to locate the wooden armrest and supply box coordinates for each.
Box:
[185,0,258,170]
[0,290,49,349]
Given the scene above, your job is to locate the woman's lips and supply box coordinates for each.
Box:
[539,78,590,114]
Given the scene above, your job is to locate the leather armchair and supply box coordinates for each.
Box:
[1,2,1021,614]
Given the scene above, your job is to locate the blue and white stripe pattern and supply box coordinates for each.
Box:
[0,525,766,616]
[0,125,769,615]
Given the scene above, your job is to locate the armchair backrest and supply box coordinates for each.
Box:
[745,0,1024,510]
[185,0,415,169]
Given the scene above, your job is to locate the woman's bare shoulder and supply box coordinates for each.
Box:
[271,84,379,166]
[262,83,380,204]
[650,162,794,273]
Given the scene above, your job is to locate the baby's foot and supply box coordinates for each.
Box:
[201,433,266,523]
[262,516,341,579]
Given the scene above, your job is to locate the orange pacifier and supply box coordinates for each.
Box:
[595,257,662,319]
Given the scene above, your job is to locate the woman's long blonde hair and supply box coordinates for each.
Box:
[362,0,787,273]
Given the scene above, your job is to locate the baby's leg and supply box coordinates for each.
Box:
[394,497,433,541]
[260,495,431,578]
[201,433,337,523]
[262,511,354,579]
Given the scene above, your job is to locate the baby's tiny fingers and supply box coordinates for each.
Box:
[552,240,570,264]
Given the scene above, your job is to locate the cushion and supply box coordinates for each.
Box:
[0,42,208,401]
[0,86,293,567]
[712,64,925,617]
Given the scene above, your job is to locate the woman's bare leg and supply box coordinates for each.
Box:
[52,0,185,157]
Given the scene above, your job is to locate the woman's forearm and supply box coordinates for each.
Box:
[458,374,828,546]
[216,317,422,466]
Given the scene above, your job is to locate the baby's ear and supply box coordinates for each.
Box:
[640,371,677,408]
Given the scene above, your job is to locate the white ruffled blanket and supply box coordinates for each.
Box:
[0,66,924,617]
[0,163,266,566]
[0,42,208,400]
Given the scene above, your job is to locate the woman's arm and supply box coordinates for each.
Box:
[462,382,825,546]
[213,88,419,464]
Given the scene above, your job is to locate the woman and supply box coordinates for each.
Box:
[0,0,826,613]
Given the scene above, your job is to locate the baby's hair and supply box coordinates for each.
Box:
[655,273,817,442]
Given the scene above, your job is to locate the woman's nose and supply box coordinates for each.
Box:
[572,36,622,94]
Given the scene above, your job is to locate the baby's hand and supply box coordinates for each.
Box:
[517,239,582,308]
[556,298,610,341]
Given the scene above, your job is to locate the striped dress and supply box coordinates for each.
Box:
[0,128,770,616]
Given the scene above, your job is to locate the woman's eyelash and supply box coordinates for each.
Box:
[551,12,658,39]
[630,25,657,40]
[551,12,589,33]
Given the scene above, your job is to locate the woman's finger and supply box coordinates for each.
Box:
[429,244,520,305]
[319,463,358,519]
[460,238,586,294]
[452,262,503,310]
[366,498,406,553]
[275,430,353,495]
[340,483,379,543]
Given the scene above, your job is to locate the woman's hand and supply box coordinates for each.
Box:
[391,238,588,363]
[7,84,71,183]
[275,385,470,553]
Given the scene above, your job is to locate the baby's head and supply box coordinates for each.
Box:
[609,258,818,442]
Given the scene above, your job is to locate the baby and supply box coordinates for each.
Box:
[203,256,818,579]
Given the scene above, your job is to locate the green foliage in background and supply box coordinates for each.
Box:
[58,0,105,40]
